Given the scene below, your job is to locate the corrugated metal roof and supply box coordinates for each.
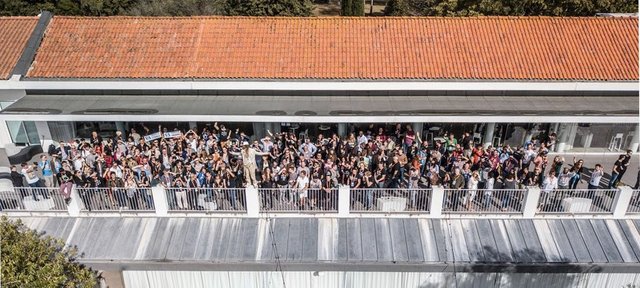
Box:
[17,217,640,272]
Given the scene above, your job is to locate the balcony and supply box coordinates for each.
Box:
[1,186,637,219]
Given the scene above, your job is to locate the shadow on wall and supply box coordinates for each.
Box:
[419,246,602,288]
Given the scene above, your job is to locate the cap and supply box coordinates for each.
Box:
[242,141,249,146]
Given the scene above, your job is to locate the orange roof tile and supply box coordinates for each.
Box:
[26,16,639,80]
[0,17,38,80]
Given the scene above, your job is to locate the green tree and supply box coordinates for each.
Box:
[341,0,364,15]
[383,0,638,16]
[384,0,409,15]
[224,0,313,16]
[127,0,225,16]
[1,217,98,288]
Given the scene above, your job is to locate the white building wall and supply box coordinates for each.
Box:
[123,271,640,288]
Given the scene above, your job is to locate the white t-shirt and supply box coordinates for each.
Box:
[542,176,558,192]
[297,176,309,190]
[589,170,604,186]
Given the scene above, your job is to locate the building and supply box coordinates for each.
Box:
[0,13,639,288]
[0,14,637,152]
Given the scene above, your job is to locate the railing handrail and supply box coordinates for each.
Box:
[1,185,639,218]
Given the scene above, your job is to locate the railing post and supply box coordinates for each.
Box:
[430,186,444,217]
[338,185,350,217]
[612,186,633,218]
[67,186,82,217]
[246,186,260,217]
[522,186,541,218]
[151,185,168,216]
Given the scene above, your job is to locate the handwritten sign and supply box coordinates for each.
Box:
[143,132,161,142]
[163,131,182,139]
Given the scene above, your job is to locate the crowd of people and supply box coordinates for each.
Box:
[6,122,638,212]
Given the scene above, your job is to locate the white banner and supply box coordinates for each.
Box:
[163,131,183,139]
[143,132,161,142]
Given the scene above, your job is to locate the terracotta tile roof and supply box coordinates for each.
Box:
[0,17,38,80]
[26,16,639,80]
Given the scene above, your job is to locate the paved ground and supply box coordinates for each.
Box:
[550,152,639,189]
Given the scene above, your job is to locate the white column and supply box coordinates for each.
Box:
[338,185,350,217]
[412,123,424,142]
[0,120,13,148]
[567,123,578,151]
[430,185,444,217]
[522,186,541,218]
[483,123,496,148]
[556,123,573,153]
[34,121,53,148]
[612,186,633,218]
[246,186,260,217]
[151,185,168,216]
[337,123,347,138]
[629,124,639,153]
[67,186,82,216]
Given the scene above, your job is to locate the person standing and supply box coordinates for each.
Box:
[588,164,604,190]
[608,155,625,189]
[539,171,558,211]
[38,155,54,187]
[231,141,270,187]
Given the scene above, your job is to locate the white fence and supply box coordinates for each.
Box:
[75,187,154,212]
[351,188,431,213]
[537,189,617,214]
[2,185,639,218]
[258,188,338,212]
[0,187,67,211]
[165,188,246,212]
[442,189,524,213]
[627,190,640,214]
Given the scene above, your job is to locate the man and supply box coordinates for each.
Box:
[231,141,270,187]
[10,165,24,188]
[609,154,625,189]
[588,164,604,190]
[388,156,401,188]
[617,150,633,187]
[38,155,54,187]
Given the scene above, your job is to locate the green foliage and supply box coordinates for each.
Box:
[383,0,410,15]
[383,0,639,16]
[224,0,313,16]
[1,217,98,288]
[126,0,226,16]
[341,0,364,15]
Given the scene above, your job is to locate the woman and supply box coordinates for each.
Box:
[138,171,153,209]
[552,156,564,177]
[260,167,275,209]
[408,168,420,209]
[569,158,584,190]
[294,170,310,210]
[465,171,479,211]
[124,177,139,210]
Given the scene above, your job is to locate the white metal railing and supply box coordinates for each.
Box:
[350,188,431,213]
[2,185,640,218]
[75,187,154,212]
[258,188,338,212]
[0,187,68,211]
[628,190,640,214]
[443,189,525,213]
[536,189,618,214]
[165,187,246,212]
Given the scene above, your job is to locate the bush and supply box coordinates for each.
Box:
[0,217,99,288]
